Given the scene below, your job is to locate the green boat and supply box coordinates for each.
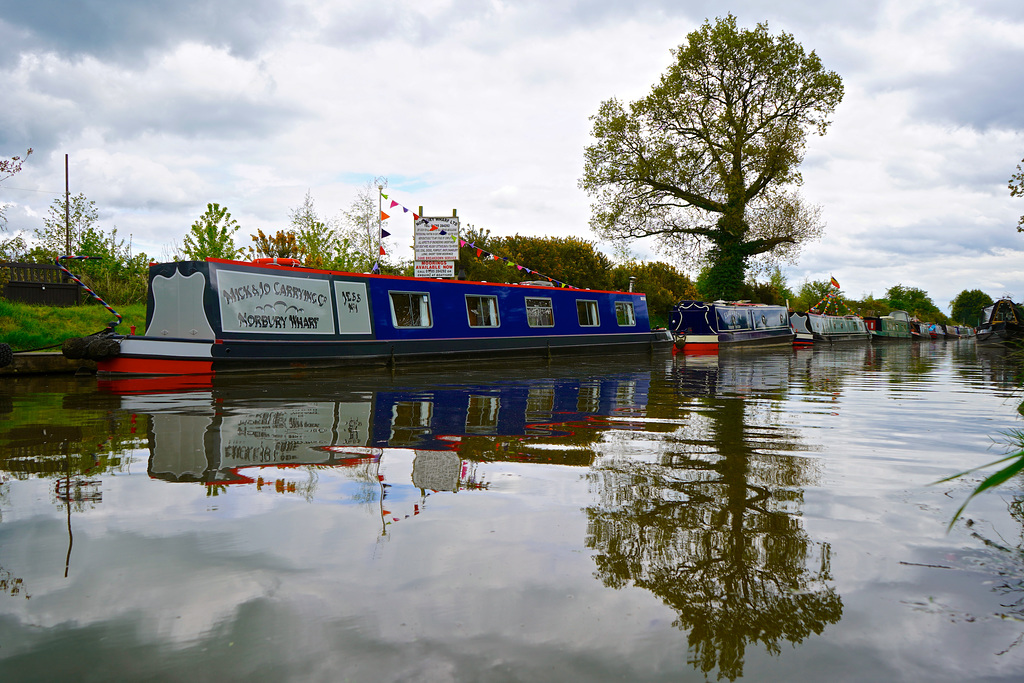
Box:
[865,309,912,341]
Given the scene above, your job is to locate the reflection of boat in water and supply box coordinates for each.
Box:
[112,363,654,488]
[671,349,793,398]
[976,299,1024,347]
[669,301,794,353]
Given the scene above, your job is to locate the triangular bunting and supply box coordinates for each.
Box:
[402,207,409,213]
[516,265,523,271]
[381,193,388,200]
[390,200,398,209]
[380,211,390,221]
[381,229,391,238]
[439,230,446,235]
[429,224,438,231]
[476,249,482,258]
[413,213,419,220]
[379,246,386,255]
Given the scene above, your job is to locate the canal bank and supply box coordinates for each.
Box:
[0,351,96,376]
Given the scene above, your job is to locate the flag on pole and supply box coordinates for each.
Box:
[381,229,391,238]
[830,276,840,288]
[379,246,386,255]
[380,211,390,221]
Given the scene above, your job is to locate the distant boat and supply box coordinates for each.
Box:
[976,299,1024,347]
[790,311,869,343]
[669,300,794,353]
[864,310,912,341]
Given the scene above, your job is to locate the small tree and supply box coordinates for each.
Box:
[1010,157,1024,232]
[34,192,99,257]
[181,203,244,260]
[250,229,304,259]
[949,289,993,327]
[341,177,389,272]
[0,149,31,257]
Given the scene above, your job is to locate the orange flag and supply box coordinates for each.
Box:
[380,211,390,221]
[379,246,386,255]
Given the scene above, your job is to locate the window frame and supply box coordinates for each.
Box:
[576,299,600,327]
[525,297,555,328]
[388,291,433,329]
[615,301,636,327]
[465,294,501,328]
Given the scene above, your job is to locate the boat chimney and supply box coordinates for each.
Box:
[628,276,636,292]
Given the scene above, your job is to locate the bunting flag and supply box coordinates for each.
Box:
[379,246,386,255]
[371,262,379,273]
[375,189,580,289]
[381,228,391,238]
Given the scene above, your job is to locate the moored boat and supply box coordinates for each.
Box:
[864,310,912,341]
[61,258,674,377]
[669,300,794,353]
[790,311,869,343]
[976,298,1024,347]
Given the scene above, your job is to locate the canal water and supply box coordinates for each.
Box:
[0,341,1022,682]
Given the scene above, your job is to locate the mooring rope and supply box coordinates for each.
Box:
[55,255,123,331]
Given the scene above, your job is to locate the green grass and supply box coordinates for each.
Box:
[0,300,147,351]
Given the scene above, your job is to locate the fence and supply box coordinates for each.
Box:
[1,261,81,306]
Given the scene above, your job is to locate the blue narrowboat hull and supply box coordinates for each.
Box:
[91,259,672,376]
[669,300,795,352]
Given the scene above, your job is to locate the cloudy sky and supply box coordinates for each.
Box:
[1,0,1022,310]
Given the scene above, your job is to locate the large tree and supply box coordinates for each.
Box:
[581,15,843,299]
[949,289,993,327]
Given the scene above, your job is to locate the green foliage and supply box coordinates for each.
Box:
[27,193,149,304]
[950,289,994,327]
[738,267,795,306]
[581,14,842,299]
[290,191,364,271]
[341,178,389,272]
[250,229,303,260]
[794,280,843,312]
[181,203,244,261]
[35,193,99,256]
[884,284,945,322]
[459,232,613,290]
[610,260,698,326]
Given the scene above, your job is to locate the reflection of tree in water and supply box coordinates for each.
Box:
[586,396,841,681]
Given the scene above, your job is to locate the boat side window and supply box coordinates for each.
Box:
[615,301,636,327]
[526,297,554,327]
[577,300,599,327]
[389,291,432,328]
[466,295,500,327]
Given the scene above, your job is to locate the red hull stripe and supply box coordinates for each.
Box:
[98,357,214,375]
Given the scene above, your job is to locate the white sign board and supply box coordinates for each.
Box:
[414,216,460,261]
[333,281,372,334]
[414,260,455,278]
[217,269,335,334]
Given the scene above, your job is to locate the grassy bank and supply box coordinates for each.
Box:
[0,300,147,351]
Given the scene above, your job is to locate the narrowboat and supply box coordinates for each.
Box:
[789,311,869,344]
[789,313,814,347]
[864,310,912,341]
[669,301,794,353]
[62,258,673,377]
[976,298,1024,347]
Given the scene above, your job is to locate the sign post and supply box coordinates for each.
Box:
[414,214,459,278]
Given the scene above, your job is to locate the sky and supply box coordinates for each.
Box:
[1,0,1023,311]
